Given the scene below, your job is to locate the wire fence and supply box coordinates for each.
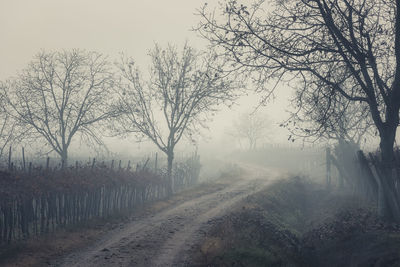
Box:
[0,152,201,245]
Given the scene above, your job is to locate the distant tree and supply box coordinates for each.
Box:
[2,50,117,166]
[114,43,237,193]
[0,95,21,161]
[286,87,374,146]
[197,0,400,220]
[231,112,271,150]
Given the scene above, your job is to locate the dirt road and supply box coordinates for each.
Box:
[53,166,283,267]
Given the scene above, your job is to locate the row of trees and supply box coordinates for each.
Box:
[0,44,238,193]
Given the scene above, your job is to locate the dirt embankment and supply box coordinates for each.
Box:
[191,177,400,267]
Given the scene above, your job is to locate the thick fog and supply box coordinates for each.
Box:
[0,0,294,159]
[2,1,400,266]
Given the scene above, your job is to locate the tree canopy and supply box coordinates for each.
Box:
[1,49,117,165]
[197,0,399,159]
[113,43,238,192]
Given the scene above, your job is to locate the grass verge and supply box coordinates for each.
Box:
[191,176,400,267]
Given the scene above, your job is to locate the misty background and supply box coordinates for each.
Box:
[0,0,298,161]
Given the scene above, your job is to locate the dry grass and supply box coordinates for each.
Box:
[191,176,400,266]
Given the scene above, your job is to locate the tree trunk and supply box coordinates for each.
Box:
[166,150,174,195]
[380,125,396,165]
[61,149,68,169]
[378,124,400,221]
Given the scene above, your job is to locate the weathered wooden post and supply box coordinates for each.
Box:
[91,158,96,170]
[143,158,149,170]
[22,147,26,171]
[326,147,331,189]
[154,152,158,171]
[338,168,344,189]
[8,146,12,171]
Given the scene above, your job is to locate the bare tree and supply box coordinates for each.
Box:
[197,0,400,220]
[0,94,21,162]
[286,86,374,145]
[230,112,271,150]
[114,43,237,193]
[2,49,117,166]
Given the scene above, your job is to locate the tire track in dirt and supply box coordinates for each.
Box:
[53,166,283,267]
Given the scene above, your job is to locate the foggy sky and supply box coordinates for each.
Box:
[0,0,291,157]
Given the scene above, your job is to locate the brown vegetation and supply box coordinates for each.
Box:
[0,156,200,246]
[192,176,400,266]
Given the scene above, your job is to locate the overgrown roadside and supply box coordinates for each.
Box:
[191,176,400,267]
[0,168,241,267]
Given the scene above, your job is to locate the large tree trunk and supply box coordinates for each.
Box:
[60,149,68,169]
[380,124,396,165]
[166,150,174,195]
[378,124,400,221]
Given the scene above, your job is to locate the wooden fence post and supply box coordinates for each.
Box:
[22,147,26,171]
[143,158,149,170]
[8,146,11,171]
[91,158,96,170]
[357,151,378,199]
[326,147,331,188]
[155,152,158,171]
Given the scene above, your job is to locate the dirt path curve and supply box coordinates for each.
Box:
[53,165,283,267]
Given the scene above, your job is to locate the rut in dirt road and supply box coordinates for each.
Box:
[54,167,283,267]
